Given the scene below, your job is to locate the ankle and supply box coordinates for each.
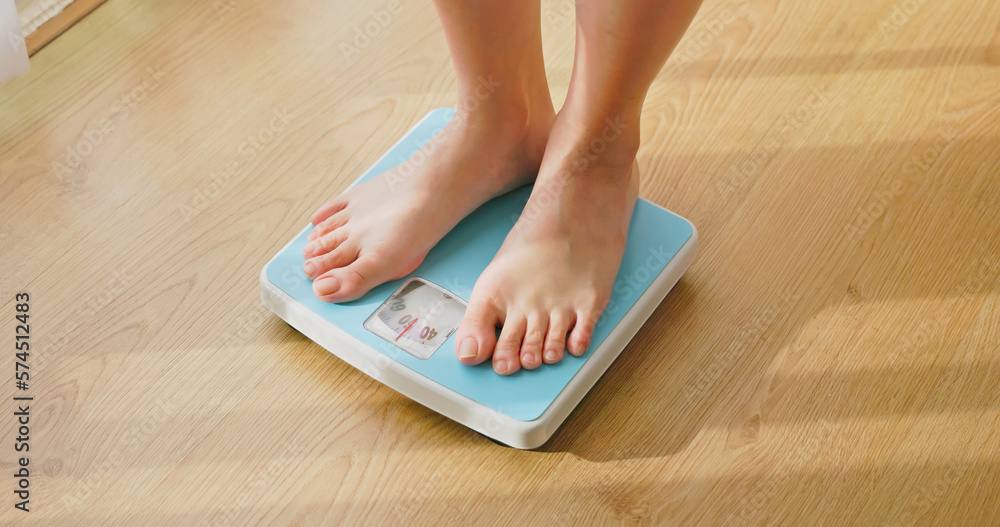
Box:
[450,104,553,160]
[551,113,641,173]
[453,75,554,136]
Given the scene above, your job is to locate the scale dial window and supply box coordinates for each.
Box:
[364,277,467,359]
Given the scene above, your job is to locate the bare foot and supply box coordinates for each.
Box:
[454,113,640,374]
[304,106,553,302]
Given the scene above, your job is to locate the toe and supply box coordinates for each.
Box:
[567,310,599,356]
[493,315,526,375]
[303,229,348,259]
[518,314,546,370]
[310,210,349,241]
[455,298,500,366]
[313,252,397,303]
[303,240,358,280]
[310,199,347,227]
[543,309,573,364]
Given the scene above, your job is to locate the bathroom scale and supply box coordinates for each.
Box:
[259,108,697,449]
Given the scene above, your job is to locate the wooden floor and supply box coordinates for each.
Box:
[2,0,999,524]
[23,0,111,55]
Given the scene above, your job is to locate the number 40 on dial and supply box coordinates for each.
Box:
[364,278,467,359]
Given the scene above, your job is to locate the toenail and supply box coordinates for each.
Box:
[458,338,478,360]
[303,243,315,257]
[495,359,508,374]
[315,275,340,295]
[545,349,559,362]
[303,261,315,276]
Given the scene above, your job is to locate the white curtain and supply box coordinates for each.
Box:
[1,0,31,81]
[16,0,72,34]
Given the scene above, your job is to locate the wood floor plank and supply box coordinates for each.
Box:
[1,0,998,525]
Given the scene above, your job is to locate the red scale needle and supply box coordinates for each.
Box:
[397,318,418,341]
